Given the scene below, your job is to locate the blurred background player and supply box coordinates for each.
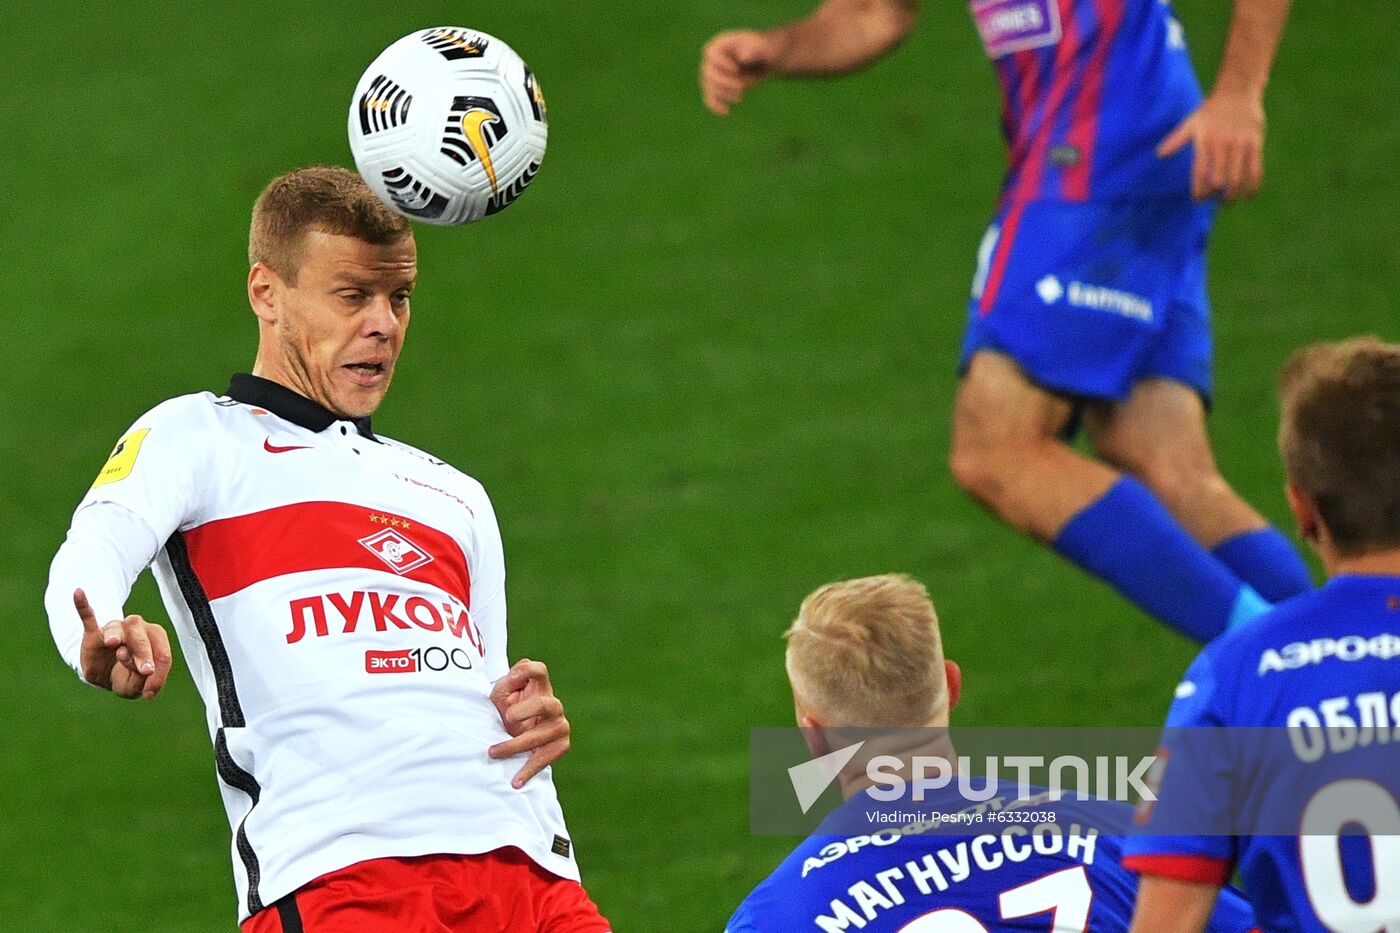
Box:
[1124,337,1400,932]
[45,166,609,932]
[700,0,1309,641]
[726,573,1258,931]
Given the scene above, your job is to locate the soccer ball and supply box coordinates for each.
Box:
[348,27,548,226]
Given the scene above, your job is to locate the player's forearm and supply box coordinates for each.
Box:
[767,0,919,76]
[46,502,160,681]
[1128,877,1219,933]
[1212,0,1290,99]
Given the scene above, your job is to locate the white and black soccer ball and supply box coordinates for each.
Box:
[348,27,548,226]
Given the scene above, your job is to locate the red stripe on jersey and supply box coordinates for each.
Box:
[1004,49,1044,180]
[982,2,1086,313]
[183,501,471,606]
[977,200,1028,315]
[1011,0,1084,203]
[994,55,1013,136]
[1120,853,1234,886]
[1062,0,1125,200]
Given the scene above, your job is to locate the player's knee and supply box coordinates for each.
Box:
[948,438,979,494]
[948,432,1008,505]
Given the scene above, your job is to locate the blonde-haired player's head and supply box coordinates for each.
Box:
[784,573,961,732]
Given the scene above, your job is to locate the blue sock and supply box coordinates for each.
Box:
[1211,527,1314,603]
[1053,477,1269,642]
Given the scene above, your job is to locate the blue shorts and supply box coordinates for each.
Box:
[960,197,1216,403]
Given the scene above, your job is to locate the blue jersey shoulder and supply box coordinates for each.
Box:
[1175,576,1400,728]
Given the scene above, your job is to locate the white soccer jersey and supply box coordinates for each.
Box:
[45,374,578,922]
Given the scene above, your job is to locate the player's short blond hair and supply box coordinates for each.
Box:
[1279,336,1400,556]
[785,574,948,728]
[249,165,410,282]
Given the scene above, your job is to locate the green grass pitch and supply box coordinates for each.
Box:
[2,1,1395,929]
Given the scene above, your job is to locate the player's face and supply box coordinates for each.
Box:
[270,231,417,419]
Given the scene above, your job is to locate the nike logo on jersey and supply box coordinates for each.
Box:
[264,438,311,454]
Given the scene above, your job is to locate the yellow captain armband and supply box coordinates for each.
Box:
[91,428,150,488]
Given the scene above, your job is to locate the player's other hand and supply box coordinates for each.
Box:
[489,658,570,789]
[701,30,784,115]
[73,588,173,700]
[1157,91,1266,202]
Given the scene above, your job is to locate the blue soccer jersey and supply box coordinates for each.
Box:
[729,782,1256,932]
[960,0,1217,404]
[969,0,1201,204]
[1123,575,1400,931]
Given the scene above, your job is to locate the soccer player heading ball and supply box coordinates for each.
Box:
[702,0,1309,641]
[45,166,610,932]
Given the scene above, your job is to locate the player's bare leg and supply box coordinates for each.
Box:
[949,351,1116,540]
[1085,378,1263,547]
[1086,377,1313,602]
[949,350,1276,640]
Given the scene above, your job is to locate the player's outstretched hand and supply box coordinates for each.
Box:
[73,588,173,700]
[701,30,784,115]
[489,658,570,789]
[1157,91,1266,202]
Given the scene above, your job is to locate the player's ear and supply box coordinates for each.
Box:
[798,713,830,759]
[1285,483,1319,545]
[944,660,962,713]
[248,262,282,324]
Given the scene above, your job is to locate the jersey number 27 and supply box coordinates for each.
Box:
[897,866,1092,932]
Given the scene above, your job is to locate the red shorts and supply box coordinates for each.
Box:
[241,848,611,933]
